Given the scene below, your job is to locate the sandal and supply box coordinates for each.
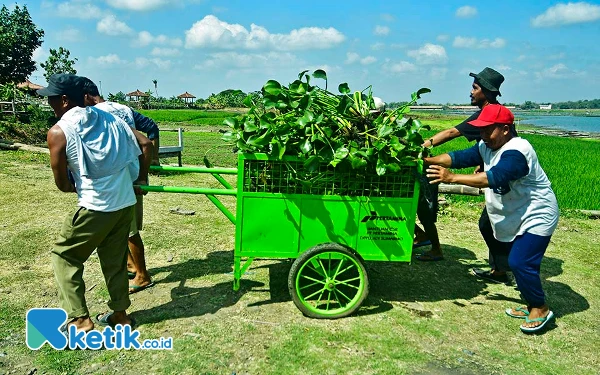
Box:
[505,306,530,319]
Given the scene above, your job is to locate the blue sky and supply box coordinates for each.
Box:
[17,0,600,104]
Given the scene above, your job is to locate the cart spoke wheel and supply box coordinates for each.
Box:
[288,243,369,319]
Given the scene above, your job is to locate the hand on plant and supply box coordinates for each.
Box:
[426,165,452,184]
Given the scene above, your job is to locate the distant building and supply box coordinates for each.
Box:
[539,104,552,110]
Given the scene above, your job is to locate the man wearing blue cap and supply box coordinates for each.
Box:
[40,73,152,331]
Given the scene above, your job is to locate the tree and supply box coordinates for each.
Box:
[0,5,44,85]
[152,79,158,97]
[40,47,77,81]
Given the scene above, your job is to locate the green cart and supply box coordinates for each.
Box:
[144,153,421,319]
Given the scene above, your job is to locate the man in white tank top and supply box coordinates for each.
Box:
[424,104,558,334]
[40,74,152,332]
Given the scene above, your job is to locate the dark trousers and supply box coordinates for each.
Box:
[478,207,511,272]
[508,232,551,307]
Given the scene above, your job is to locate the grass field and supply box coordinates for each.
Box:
[0,149,599,374]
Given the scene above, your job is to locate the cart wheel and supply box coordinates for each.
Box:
[288,243,369,319]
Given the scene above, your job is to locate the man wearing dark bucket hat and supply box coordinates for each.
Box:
[40,73,152,332]
[414,68,515,284]
[423,104,558,333]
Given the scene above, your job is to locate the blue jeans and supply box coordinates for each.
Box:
[508,232,552,307]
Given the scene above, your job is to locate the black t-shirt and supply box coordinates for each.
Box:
[454,110,482,142]
[454,109,518,142]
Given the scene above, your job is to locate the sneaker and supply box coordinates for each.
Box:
[472,268,514,286]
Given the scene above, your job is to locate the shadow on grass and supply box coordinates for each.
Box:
[245,245,483,313]
[138,247,588,324]
[134,250,264,325]
[483,256,589,320]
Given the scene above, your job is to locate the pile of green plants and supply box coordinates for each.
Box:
[222,70,430,176]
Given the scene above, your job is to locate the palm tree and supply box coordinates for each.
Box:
[152,79,158,97]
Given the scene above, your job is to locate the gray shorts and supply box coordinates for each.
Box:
[129,195,143,237]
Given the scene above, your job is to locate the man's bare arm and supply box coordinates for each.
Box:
[47,125,75,192]
[421,127,462,148]
[132,129,153,184]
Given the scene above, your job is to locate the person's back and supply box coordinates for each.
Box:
[58,105,140,211]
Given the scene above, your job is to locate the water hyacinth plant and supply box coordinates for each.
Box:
[222,70,431,176]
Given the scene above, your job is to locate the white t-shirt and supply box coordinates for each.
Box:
[480,137,559,242]
[57,106,141,212]
[95,101,135,129]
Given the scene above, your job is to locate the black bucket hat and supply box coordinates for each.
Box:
[37,73,85,98]
[469,67,504,96]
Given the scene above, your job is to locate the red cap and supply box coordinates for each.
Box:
[468,104,514,127]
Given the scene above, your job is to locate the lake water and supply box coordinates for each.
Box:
[515,114,600,134]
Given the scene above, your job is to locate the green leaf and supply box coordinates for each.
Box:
[298,70,309,80]
[376,157,387,176]
[313,69,327,80]
[350,156,367,169]
[304,155,321,172]
[416,87,431,99]
[333,146,349,160]
[263,80,282,96]
[223,117,238,129]
[247,131,271,147]
[322,126,334,138]
[298,94,313,110]
[338,83,351,94]
[242,94,254,107]
[298,110,315,127]
[221,131,233,142]
[377,124,394,138]
[386,162,401,173]
[301,138,313,154]
[289,80,307,94]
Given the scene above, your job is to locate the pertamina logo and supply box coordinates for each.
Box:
[361,211,406,223]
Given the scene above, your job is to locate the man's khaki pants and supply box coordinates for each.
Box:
[51,205,133,318]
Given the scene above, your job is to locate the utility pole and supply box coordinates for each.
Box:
[99,81,103,97]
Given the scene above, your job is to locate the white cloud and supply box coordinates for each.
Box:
[381,13,395,22]
[430,67,448,79]
[33,47,49,63]
[436,34,450,42]
[56,1,105,19]
[88,54,125,65]
[548,52,566,60]
[194,51,298,70]
[56,27,83,42]
[456,6,478,18]
[135,57,172,69]
[185,15,345,50]
[516,54,527,62]
[136,31,183,47]
[360,56,377,65]
[97,15,133,36]
[151,47,180,57]
[371,42,385,50]
[383,60,417,74]
[345,52,360,64]
[535,63,583,79]
[374,25,390,36]
[531,2,600,27]
[407,43,448,64]
[345,52,377,65]
[105,0,172,11]
[453,36,506,49]
[496,64,511,71]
